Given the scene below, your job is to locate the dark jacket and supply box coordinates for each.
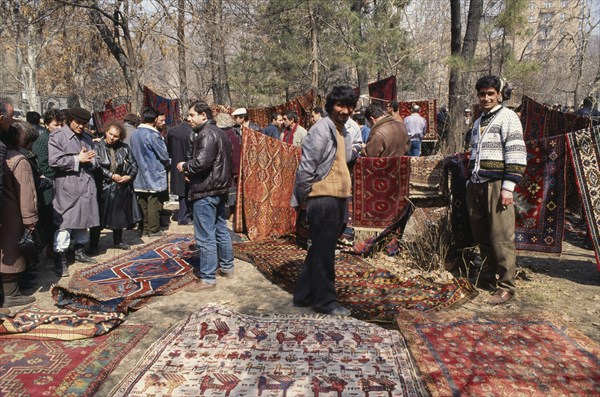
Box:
[223,127,241,182]
[361,115,409,157]
[262,123,280,139]
[166,122,193,197]
[94,139,141,229]
[184,120,233,201]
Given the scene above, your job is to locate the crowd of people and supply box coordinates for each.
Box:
[2,75,597,314]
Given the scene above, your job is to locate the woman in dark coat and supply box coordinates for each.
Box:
[90,122,140,250]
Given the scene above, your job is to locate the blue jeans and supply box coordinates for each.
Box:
[409,140,421,156]
[192,194,234,283]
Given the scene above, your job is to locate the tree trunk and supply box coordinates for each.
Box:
[354,0,368,97]
[177,0,188,110]
[207,0,231,106]
[308,0,319,92]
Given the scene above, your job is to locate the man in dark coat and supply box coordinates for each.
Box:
[361,104,409,157]
[262,112,283,139]
[49,107,100,276]
[177,101,234,291]
[166,121,193,225]
[0,98,14,213]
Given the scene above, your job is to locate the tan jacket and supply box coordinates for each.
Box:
[362,116,409,157]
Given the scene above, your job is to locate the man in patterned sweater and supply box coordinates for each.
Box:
[467,75,527,305]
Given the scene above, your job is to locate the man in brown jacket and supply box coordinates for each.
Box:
[361,104,409,157]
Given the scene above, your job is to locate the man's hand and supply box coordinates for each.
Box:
[79,147,95,163]
[176,162,186,173]
[500,189,514,208]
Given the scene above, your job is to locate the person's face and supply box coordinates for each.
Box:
[386,105,394,115]
[188,108,207,127]
[477,87,500,112]
[0,103,14,132]
[311,111,321,123]
[233,115,244,126]
[155,115,166,130]
[70,119,87,134]
[105,126,121,145]
[275,115,284,129]
[282,115,293,128]
[46,119,63,133]
[330,102,354,126]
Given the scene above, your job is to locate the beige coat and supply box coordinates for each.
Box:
[0,150,38,274]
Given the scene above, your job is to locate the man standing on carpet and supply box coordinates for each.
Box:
[166,120,193,225]
[467,75,526,305]
[177,101,234,291]
[291,85,358,316]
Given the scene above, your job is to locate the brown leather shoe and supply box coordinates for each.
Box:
[488,289,514,305]
[187,281,216,293]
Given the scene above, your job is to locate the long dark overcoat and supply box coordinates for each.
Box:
[166,122,193,197]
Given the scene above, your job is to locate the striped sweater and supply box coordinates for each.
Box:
[468,105,527,192]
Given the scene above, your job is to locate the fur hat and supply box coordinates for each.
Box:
[69,107,91,124]
[231,107,247,116]
[215,112,235,129]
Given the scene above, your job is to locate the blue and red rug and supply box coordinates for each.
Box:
[52,235,198,313]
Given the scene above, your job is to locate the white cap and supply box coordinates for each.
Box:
[231,107,247,116]
[464,108,471,113]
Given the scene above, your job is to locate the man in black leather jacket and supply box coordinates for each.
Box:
[177,101,234,291]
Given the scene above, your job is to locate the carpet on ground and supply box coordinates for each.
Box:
[0,324,148,397]
[110,304,426,397]
[409,154,446,199]
[520,95,590,142]
[514,133,566,254]
[143,85,181,128]
[233,239,477,321]
[0,305,124,340]
[399,100,437,141]
[566,125,600,271]
[233,127,301,240]
[397,310,600,397]
[353,156,410,236]
[52,234,198,313]
[92,102,130,134]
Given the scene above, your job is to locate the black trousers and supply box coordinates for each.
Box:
[293,196,346,313]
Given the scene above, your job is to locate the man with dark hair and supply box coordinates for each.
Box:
[575,96,600,126]
[291,85,358,316]
[122,113,140,145]
[177,101,234,291]
[130,107,169,237]
[386,100,403,122]
[467,75,527,305]
[282,110,307,146]
[231,107,261,134]
[262,112,283,139]
[404,104,427,156]
[361,104,409,157]
[49,107,100,276]
[311,107,326,124]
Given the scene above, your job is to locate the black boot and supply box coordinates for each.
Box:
[2,273,36,308]
[113,229,130,250]
[88,226,101,256]
[54,252,69,277]
[74,244,97,264]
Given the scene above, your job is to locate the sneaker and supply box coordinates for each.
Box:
[218,269,234,279]
[187,280,216,293]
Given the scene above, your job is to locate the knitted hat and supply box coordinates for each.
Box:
[215,112,235,129]
[69,107,91,124]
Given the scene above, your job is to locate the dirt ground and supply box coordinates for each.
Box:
[11,217,600,396]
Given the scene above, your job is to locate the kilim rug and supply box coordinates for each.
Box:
[234,127,301,240]
[233,239,477,321]
[353,156,410,230]
[0,306,124,340]
[52,234,198,313]
[92,102,130,133]
[143,85,181,127]
[521,95,590,142]
[0,324,149,397]
[566,126,600,271]
[244,89,315,130]
[397,310,600,397]
[399,99,437,141]
[409,154,446,199]
[514,134,567,254]
[110,304,426,397]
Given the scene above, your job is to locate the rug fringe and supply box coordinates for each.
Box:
[353,227,384,242]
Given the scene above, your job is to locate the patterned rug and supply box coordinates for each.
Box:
[0,306,124,340]
[52,235,198,313]
[92,102,130,133]
[514,134,566,253]
[246,89,315,129]
[0,324,149,397]
[520,95,590,141]
[367,75,397,106]
[409,154,446,199]
[397,310,600,397]
[143,85,181,127]
[353,156,410,230]
[233,239,477,321]
[110,304,426,397]
[566,126,600,271]
[399,99,437,141]
[234,127,301,240]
